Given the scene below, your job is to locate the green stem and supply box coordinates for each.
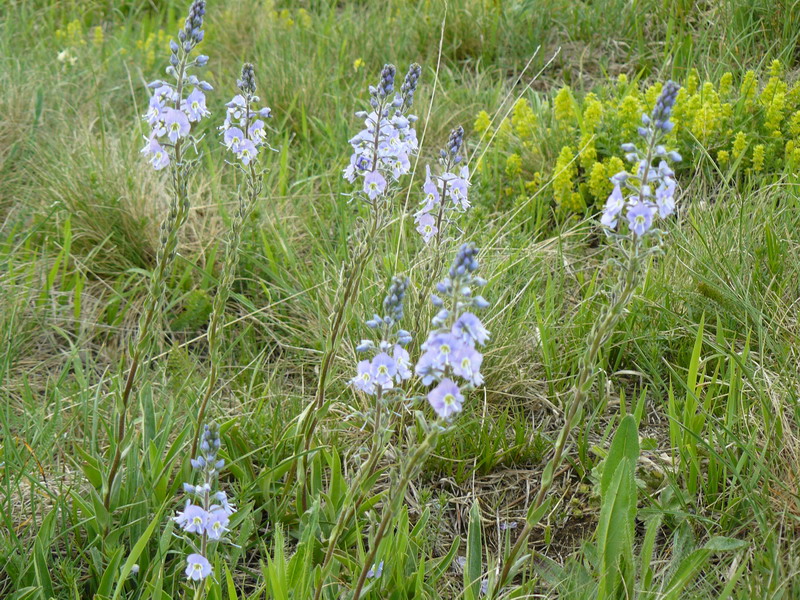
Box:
[313,391,385,600]
[491,242,642,596]
[351,425,439,600]
[104,55,190,511]
[191,94,263,459]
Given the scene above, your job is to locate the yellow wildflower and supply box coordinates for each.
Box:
[645,82,662,110]
[719,72,733,97]
[512,98,537,140]
[768,59,783,79]
[505,153,522,178]
[92,26,104,47]
[686,69,699,95]
[582,93,603,132]
[297,8,312,28]
[717,150,729,166]
[732,131,747,159]
[579,134,596,171]
[752,144,765,172]
[525,172,542,193]
[554,86,577,127]
[588,161,608,203]
[741,70,758,109]
[789,111,800,137]
[353,58,365,71]
[474,110,492,134]
[553,146,581,211]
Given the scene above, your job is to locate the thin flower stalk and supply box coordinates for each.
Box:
[351,244,490,600]
[292,63,422,504]
[490,81,682,597]
[104,0,210,510]
[313,276,413,600]
[191,63,272,458]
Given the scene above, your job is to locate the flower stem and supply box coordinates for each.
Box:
[104,55,191,511]
[313,390,386,600]
[490,241,643,596]
[350,424,439,600]
[191,97,262,459]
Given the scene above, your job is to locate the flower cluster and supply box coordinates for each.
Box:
[350,277,413,396]
[416,244,490,420]
[140,0,211,171]
[343,63,421,202]
[415,127,471,243]
[476,62,800,227]
[219,63,273,166]
[600,81,682,237]
[174,423,236,582]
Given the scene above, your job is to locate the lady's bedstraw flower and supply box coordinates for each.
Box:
[350,277,413,396]
[219,63,273,166]
[416,243,489,420]
[139,0,211,171]
[173,423,236,583]
[343,63,421,202]
[414,127,471,244]
[601,81,681,238]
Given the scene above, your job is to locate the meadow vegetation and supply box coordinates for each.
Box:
[1,0,800,598]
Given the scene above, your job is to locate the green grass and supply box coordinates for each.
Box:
[2,0,800,598]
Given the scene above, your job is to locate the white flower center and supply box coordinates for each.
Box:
[444,393,455,405]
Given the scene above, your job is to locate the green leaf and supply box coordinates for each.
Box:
[96,545,124,599]
[112,507,165,600]
[600,415,639,498]
[464,500,483,600]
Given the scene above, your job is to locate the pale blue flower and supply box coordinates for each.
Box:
[626,201,656,236]
[185,553,212,581]
[393,345,412,381]
[364,170,387,200]
[183,88,209,122]
[351,360,376,395]
[371,352,396,389]
[236,139,258,165]
[164,108,190,143]
[452,345,483,386]
[174,503,208,534]
[655,179,676,218]
[422,332,460,369]
[452,312,490,346]
[415,213,438,243]
[427,378,464,420]
[141,137,170,171]
[223,127,245,152]
[205,508,230,540]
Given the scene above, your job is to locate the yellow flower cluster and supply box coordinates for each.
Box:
[472,60,800,221]
[554,87,577,127]
[136,30,169,70]
[55,20,86,47]
[92,26,104,47]
[512,98,537,141]
[270,7,312,29]
[553,146,582,211]
[474,110,492,135]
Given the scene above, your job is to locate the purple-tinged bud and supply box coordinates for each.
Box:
[195,54,209,66]
[170,39,180,54]
[473,296,490,309]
